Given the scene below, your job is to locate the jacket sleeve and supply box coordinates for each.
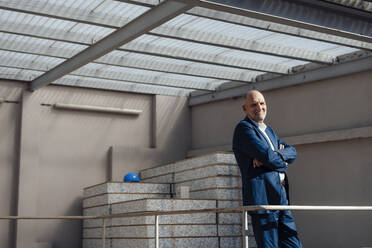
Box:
[233,122,288,172]
[276,138,297,164]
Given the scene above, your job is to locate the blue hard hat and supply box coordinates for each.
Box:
[123,172,140,182]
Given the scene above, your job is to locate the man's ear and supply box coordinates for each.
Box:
[242,105,246,111]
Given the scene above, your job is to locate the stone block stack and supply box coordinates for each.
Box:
[82,152,256,248]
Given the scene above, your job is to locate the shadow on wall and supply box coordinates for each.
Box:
[108,95,190,180]
[33,197,83,248]
[155,95,190,152]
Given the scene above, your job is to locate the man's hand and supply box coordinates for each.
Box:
[253,158,263,168]
[253,145,284,168]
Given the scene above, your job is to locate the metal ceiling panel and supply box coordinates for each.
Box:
[187,7,372,50]
[30,0,197,90]
[53,75,194,96]
[0,0,371,97]
[198,0,372,43]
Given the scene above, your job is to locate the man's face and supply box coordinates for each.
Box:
[243,91,267,123]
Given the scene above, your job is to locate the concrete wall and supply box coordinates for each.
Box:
[190,69,372,247]
[0,81,22,248]
[0,80,190,248]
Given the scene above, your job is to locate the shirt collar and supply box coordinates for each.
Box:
[244,116,266,129]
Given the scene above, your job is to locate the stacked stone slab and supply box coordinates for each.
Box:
[140,152,256,247]
[83,182,172,241]
[82,152,256,247]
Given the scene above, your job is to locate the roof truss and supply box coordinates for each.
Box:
[30,0,196,90]
[0,0,371,97]
[0,38,258,82]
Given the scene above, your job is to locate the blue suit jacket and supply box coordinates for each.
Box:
[232,117,297,214]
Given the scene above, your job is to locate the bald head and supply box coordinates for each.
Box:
[243,90,267,123]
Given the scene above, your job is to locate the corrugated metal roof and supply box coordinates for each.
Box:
[0,0,370,96]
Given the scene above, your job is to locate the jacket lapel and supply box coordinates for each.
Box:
[265,127,278,150]
[245,117,278,150]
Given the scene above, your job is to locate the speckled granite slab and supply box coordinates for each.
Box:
[140,153,236,180]
[84,182,170,198]
[83,224,217,238]
[111,198,217,215]
[189,188,242,200]
[111,212,216,227]
[142,164,240,184]
[83,237,220,248]
[82,152,258,248]
[83,193,171,208]
[220,236,257,248]
[83,205,112,216]
[174,164,240,182]
[176,176,241,193]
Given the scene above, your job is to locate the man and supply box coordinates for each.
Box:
[232,90,302,248]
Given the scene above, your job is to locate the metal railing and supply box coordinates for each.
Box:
[2,205,372,248]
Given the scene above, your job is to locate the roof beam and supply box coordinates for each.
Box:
[189,53,372,105]
[54,76,193,97]
[0,71,192,97]
[0,56,220,91]
[112,0,372,49]
[29,0,196,90]
[196,0,372,43]
[120,42,290,74]
[0,38,258,82]
[187,7,372,51]
[116,0,159,8]
[150,27,335,64]
[301,0,372,14]
[0,1,337,64]
[0,21,291,74]
[0,0,142,29]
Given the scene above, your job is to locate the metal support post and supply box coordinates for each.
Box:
[155,215,159,248]
[242,210,249,248]
[101,218,106,248]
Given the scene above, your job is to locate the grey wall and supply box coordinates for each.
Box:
[0,81,22,248]
[190,69,372,247]
[1,67,371,247]
[0,80,190,248]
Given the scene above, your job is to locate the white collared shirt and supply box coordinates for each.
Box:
[257,122,285,183]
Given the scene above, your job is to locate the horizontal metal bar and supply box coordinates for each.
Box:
[0,20,289,74]
[2,205,372,221]
[297,0,372,15]
[0,54,218,91]
[187,7,372,51]
[104,205,372,219]
[0,38,256,82]
[119,44,289,74]
[189,53,372,106]
[53,103,142,115]
[149,29,335,64]
[197,0,372,43]
[0,216,96,220]
[53,76,193,97]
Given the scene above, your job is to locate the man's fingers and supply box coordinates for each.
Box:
[253,158,263,168]
[279,144,284,149]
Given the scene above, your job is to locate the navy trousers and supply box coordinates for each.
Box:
[250,185,302,248]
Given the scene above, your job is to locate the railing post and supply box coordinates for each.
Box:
[101,218,106,248]
[242,210,249,248]
[155,215,159,248]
